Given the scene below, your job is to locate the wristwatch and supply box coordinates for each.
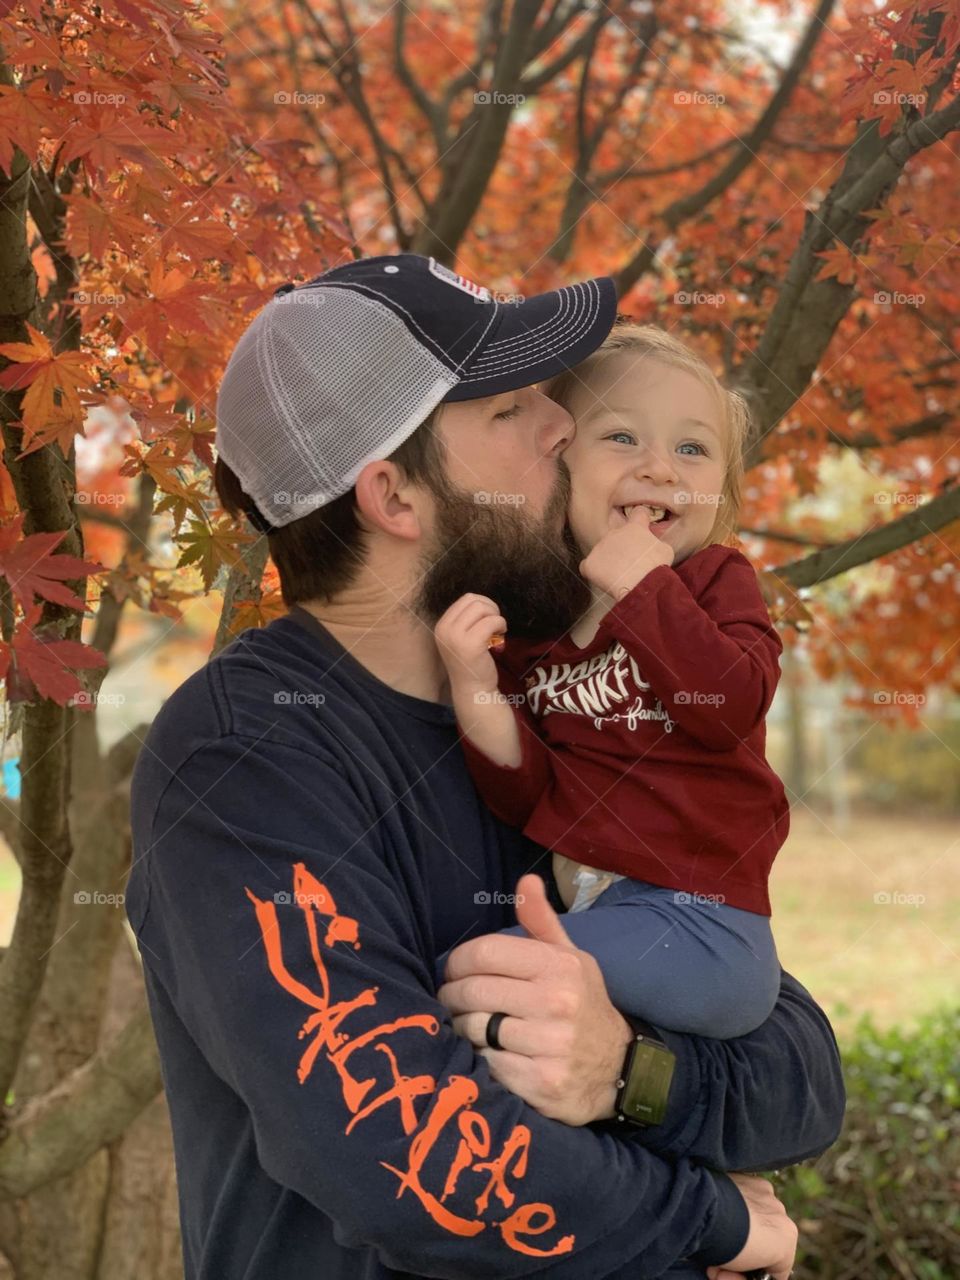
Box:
[614,1016,676,1126]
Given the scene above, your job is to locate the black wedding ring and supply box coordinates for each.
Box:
[485,1011,508,1050]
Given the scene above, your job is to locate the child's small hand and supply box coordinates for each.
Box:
[434,593,507,693]
[579,505,675,600]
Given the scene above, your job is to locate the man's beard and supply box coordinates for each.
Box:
[413,461,592,639]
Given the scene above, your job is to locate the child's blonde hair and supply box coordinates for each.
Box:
[547,322,750,548]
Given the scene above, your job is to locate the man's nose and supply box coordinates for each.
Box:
[535,396,574,457]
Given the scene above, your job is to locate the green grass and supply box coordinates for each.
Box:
[770,806,959,1039]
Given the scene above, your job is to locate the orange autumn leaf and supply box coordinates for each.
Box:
[57,108,183,183]
[814,243,859,287]
[64,192,147,260]
[0,457,17,520]
[228,590,287,634]
[0,81,60,175]
[0,323,92,449]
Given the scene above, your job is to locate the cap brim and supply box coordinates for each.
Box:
[442,276,617,402]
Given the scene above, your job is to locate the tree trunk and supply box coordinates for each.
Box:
[0,746,183,1278]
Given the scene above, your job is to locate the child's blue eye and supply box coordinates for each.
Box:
[605,432,707,455]
[494,404,522,420]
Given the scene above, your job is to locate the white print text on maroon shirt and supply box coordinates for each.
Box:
[523,642,676,734]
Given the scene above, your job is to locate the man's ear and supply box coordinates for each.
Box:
[353,460,424,542]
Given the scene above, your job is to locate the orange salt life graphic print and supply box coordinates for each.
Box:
[244,862,576,1259]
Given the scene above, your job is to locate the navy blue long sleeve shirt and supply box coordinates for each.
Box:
[127,606,845,1279]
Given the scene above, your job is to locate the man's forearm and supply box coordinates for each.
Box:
[606,969,845,1171]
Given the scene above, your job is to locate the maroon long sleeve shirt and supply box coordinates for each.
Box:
[457,545,790,916]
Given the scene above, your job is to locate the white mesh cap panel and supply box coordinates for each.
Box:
[216,289,458,528]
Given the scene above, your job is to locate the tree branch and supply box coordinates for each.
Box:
[525,0,586,66]
[439,0,504,122]
[90,473,156,658]
[827,411,955,451]
[413,0,544,262]
[595,138,738,188]
[614,0,837,297]
[738,38,960,458]
[212,526,271,656]
[293,0,413,249]
[770,485,960,589]
[0,53,84,1098]
[550,11,658,263]
[755,410,956,460]
[393,1,445,151]
[0,1006,162,1199]
[740,527,831,548]
[520,3,605,95]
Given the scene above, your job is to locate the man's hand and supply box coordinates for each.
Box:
[436,874,632,1125]
[579,504,674,600]
[706,1173,798,1280]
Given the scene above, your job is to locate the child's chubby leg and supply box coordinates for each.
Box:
[552,877,782,1038]
[477,875,781,1039]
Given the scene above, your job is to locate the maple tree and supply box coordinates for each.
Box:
[0,0,957,1274]
[222,0,960,701]
[0,0,350,1273]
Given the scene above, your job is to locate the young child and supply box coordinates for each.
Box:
[433,323,789,1040]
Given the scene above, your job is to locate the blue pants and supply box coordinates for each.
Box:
[436,875,780,1039]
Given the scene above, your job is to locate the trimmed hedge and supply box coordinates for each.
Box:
[777,1007,959,1278]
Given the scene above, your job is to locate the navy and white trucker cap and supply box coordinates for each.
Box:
[215,253,618,531]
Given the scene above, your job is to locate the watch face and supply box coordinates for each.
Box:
[620,1041,675,1126]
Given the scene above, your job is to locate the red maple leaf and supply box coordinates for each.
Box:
[0,80,59,176]
[0,606,107,706]
[58,108,183,183]
[0,515,104,613]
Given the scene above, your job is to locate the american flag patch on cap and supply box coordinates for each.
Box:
[428,258,492,302]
